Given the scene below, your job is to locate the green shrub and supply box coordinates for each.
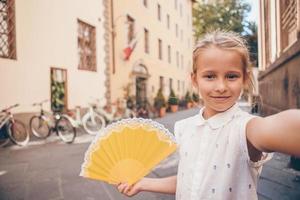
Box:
[185,91,192,103]
[168,89,179,105]
[154,89,166,109]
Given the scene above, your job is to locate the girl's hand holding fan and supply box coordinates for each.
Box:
[80,118,177,186]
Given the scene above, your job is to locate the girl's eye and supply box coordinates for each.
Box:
[204,74,216,80]
[226,74,239,80]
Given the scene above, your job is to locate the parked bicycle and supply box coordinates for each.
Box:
[81,98,136,135]
[62,105,106,136]
[0,104,30,147]
[95,98,136,122]
[29,100,76,143]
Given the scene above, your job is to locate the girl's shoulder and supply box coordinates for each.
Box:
[174,113,199,143]
[234,107,257,122]
[175,113,200,129]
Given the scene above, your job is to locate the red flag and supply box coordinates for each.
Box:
[123,38,137,60]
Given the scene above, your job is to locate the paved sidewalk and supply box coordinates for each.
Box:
[0,107,300,200]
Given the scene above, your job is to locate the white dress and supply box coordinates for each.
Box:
[174,104,272,200]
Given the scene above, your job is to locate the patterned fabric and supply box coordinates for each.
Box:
[174,103,273,200]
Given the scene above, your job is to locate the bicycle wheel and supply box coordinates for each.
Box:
[8,120,30,146]
[0,125,10,147]
[29,115,50,138]
[56,116,76,143]
[82,112,106,135]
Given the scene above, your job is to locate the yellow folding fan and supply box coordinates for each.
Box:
[80,118,177,185]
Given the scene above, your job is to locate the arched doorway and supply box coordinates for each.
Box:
[132,63,149,109]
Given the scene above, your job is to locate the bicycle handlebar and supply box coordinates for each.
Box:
[32,99,49,107]
[1,103,19,113]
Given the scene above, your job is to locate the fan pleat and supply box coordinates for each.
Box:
[139,131,158,164]
[106,132,120,163]
[83,167,118,184]
[126,127,139,159]
[92,143,115,169]
[87,151,120,182]
[98,139,118,166]
[134,128,148,162]
[132,127,144,160]
[109,132,121,161]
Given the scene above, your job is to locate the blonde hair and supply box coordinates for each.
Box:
[192,30,255,94]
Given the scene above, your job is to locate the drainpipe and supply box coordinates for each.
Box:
[110,0,116,74]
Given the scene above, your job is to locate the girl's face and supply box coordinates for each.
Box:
[192,47,246,119]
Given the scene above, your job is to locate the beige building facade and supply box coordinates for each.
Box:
[105,0,195,108]
[0,0,108,113]
[257,0,300,115]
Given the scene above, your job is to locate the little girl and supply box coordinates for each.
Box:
[117,31,300,199]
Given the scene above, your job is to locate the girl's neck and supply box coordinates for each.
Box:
[202,108,219,119]
[202,104,236,120]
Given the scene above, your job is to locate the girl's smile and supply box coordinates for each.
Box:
[210,95,231,101]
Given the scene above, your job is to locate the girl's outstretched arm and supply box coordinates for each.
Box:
[117,176,177,197]
[247,109,300,156]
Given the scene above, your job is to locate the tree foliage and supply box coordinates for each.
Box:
[244,21,258,66]
[193,0,251,39]
[193,0,258,66]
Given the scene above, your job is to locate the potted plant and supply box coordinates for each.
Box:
[178,97,187,108]
[168,89,179,113]
[185,91,193,109]
[192,92,200,107]
[154,89,166,117]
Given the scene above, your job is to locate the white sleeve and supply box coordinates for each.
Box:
[239,114,273,169]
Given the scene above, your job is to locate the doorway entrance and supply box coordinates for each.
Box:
[136,77,147,108]
[132,63,149,109]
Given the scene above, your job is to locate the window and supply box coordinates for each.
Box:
[177,80,180,92]
[127,15,135,44]
[168,45,171,63]
[143,0,147,7]
[158,39,162,60]
[167,14,170,29]
[0,0,16,59]
[174,0,178,10]
[175,24,178,37]
[144,28,149,53]
[280,0,297,51]
[176,51,179,67]
[159,76,164,90]
[169,78,173,90]
[78,19,96,71]
[157,4,161,21]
